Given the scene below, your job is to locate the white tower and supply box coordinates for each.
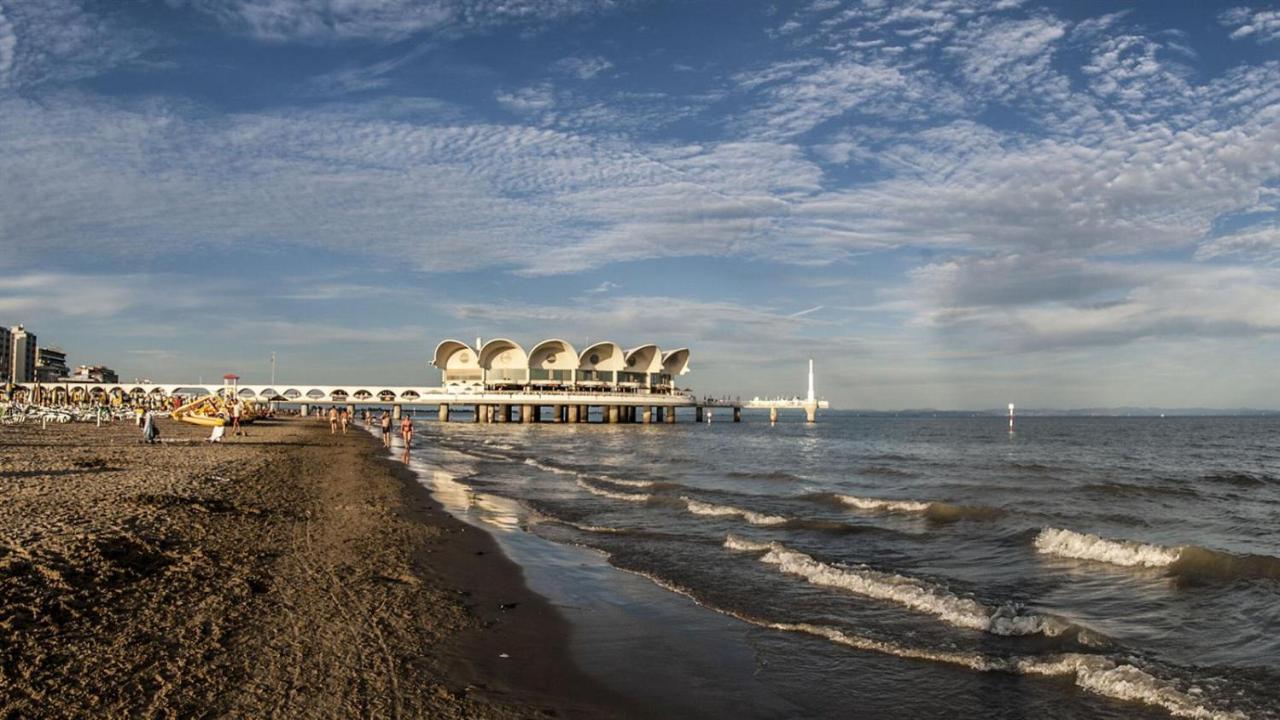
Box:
[807,358,815,403]
[803,359,817,423]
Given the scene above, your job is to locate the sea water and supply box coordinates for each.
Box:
[395,413,1280,719]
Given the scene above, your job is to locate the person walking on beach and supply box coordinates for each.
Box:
[339,408,349,435]
[230,399,243,436]
[328,406,338,434]
[400,414,413,447]
[380,411,392,448]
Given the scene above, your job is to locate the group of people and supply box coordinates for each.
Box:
[325,405,414,449]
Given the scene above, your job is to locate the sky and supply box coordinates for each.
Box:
[0,0,1278,409]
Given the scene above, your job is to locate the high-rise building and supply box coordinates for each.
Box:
[0,326,11,383]
[36,346,70,382]
[10,325,36,383]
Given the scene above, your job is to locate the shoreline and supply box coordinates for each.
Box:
[0,416,628,718]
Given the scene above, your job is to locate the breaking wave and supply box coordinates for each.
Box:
[613,553,1241,720]
[1035,528,1181,567]
[685,498,788,526]
[821,494,1003,523]
[724,536,1071,637]
[575,478,652,503]
[1035,528,1280,581]
[769,623,1244,720]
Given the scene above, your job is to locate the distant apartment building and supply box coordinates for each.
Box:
[0,326,10,383]
[10,325,37,383]
[70,364,119,383]
[35,346,70,382]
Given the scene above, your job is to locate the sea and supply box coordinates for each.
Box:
[383,411,1280,719]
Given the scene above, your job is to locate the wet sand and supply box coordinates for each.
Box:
[0,416,624,718]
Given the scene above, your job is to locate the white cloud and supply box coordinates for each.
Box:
[1195,224,1280,264]
[0,273,137,317]
[0,0,150,90]
[552,54,612,79]
[1220,7,1280,44]
[174,0,628,43]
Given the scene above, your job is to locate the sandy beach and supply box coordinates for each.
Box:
[0,416,622,719]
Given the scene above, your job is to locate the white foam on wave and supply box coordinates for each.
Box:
[724,535,1063,637]
[1035,527,1182,568]
[684,498,788,526]
[575,478,652,502]
[594,474,656,489]
[609,543,1242,720]
[525,458,656,488]
[524,457,574,475]
[836,494,931,513]
[771,622,1242,720]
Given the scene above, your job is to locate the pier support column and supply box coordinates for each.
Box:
[770,407,778,424]
[393,404,402,420]
[486,404,496,423]
[495,404,507,423]
[522,405,533,424]
[438,403,449,422]
[567,405,579,423]
[503,404,513,423]
[472,405,481,423]
[581,405,590,423]
[553,404,564,423]
[300,403,309,416]
[805,404,816,423]
[607,405,619,424]
[642,407,652,424]
[696,406,704,422]
[733,407,741,423]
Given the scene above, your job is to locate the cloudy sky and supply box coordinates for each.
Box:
[1,0,1278,409]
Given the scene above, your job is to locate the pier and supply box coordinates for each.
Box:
[743,359,830,422]
[3,341,839,425]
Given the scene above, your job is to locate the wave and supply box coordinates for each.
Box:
[608,557,1242,720]
[856,465,917,478]
[575,478,652,503]
[727,470,803,482]
[1034,528,1180,567]
[1201,471,1274,487]
[770,623,1243,720]
[1035,528,1280,581]
[684,498,788,526]
[724,535,1070,637]
[524,457,576,475]
[592,473,659,489]
[819,493,1003,523]
[524,458,661,489]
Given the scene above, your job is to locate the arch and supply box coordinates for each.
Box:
[578,342,625,371]
[528,338,577,383]
[661,348,691,376]
[259,387,278,398]
[432,339,477,370]
[283,388,302,399]
[399,390,420,400]
[352,389,373,400]
[479,338,528,385]
[306,389,326,400]
[478,338,527,369]
[148,387,167,395]
[624,344,663,373]
[330,390,348,401]
[238,388,257,399]
[528,339,579,369]
[377,390,396,402]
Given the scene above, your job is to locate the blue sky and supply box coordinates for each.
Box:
[1,0,1278,409]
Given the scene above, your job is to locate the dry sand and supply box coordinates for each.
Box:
[0,416,625,719]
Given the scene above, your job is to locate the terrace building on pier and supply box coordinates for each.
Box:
[432,338,690,393]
